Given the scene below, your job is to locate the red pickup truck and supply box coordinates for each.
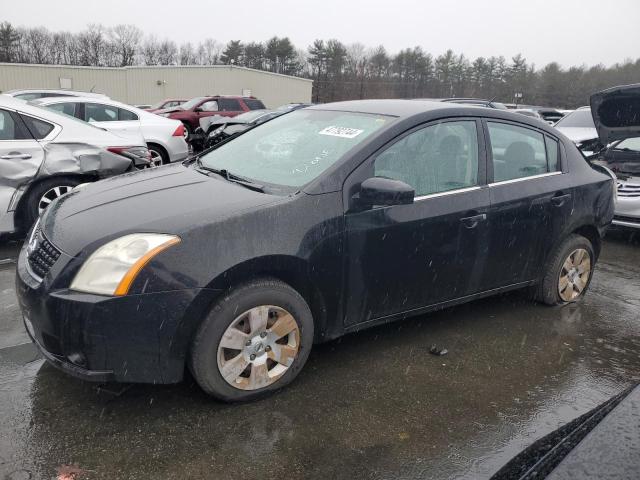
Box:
[155,95,266,140]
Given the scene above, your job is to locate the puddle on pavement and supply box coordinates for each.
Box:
[0,237,638,479]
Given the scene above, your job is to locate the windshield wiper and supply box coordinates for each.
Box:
[195,160,265,192]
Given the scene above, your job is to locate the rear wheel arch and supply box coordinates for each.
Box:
[572,224,602,260]
[146,142,169,165]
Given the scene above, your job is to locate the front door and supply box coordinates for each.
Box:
[344,119,490,326]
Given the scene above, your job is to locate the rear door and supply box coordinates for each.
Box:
[0,109,46,232]
[218,98,245,118]
[344,119,490,325]
[483,120,571,289]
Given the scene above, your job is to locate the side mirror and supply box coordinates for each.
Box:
[357,177,414,207]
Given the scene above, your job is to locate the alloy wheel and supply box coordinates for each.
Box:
[38,185,73,214]
[217,305,301,390]
[149,149,164,167]
[558,248,591,302]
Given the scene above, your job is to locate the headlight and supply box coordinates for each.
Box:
[70,234,180,296]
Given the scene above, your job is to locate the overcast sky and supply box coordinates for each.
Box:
[4,0,639,68]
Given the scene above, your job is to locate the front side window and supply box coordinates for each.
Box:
[488,122,548,182]
[0,110,31,140]
[200,109,390,188]
[85,103,118,122]
[46,102,79,118]
[200,100,219,112]
[14,93,43,101]
[374,120,479,196]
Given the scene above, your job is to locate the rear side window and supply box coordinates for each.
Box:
[118,108,138,121]
[200,100,219,112]
[218,98,242,111]
[244,99,266,110]
[546,137,560,172]
[14,93,43,101]
[47,102,80,118]
[85,103,118,122]
[0,110,31,140]
[21,115,54,139]
[488,122,548,182]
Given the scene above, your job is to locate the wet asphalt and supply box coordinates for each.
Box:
[0,232,639,480]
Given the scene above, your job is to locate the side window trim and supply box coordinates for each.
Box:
[17,113,58,141]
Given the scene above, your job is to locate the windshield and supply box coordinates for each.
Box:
[614,137,640,151]
[555,109,595,128]
[199,109,390,187]
[178,97,208,110]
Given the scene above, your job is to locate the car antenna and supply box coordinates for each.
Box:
[90,85,96,93]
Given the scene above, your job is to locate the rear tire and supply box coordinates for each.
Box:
[536,234,595,305]
[147,143,169,166]
[23,177,82,229]
[190,278,314,402]
[182,123,192,142]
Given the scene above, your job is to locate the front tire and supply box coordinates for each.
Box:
[190,278,314,402]
[536,234,595,305]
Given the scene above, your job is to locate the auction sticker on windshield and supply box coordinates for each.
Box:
[318,126,364,139]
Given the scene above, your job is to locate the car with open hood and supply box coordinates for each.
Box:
[590,83,640,229]
[0,95,151,236]
[16,99,615,402]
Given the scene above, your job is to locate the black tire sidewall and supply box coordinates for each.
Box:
[24,177,82,228]
[190,279,314,402]
[542,235,595,305]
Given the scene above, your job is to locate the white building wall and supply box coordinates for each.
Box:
[0,63,313,108]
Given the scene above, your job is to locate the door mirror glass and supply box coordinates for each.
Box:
[358,177,414,206]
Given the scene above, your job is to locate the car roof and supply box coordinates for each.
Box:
[308,99,456,117]
[4,89,107,98]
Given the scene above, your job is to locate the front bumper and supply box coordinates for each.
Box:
[16,245,218,384]
[613,179,640,229]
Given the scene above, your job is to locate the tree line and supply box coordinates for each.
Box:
[1,21,639,108]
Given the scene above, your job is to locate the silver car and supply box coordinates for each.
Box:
[0,95,150,235]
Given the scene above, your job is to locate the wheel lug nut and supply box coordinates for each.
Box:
[250,354,256,361]
[260,332,267,338]
[246,340,252,346]
[265,345,271,352]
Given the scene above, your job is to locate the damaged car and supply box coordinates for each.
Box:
[0,95,151,236]
[553,106,602,156]
[590,83,640,229]
[16,99,615,402]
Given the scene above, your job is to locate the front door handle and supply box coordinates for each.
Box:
[460,213,487,229]
[0,153,32,160]
[551,193,571,207]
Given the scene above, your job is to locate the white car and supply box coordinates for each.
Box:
[32,97,189,166]
[3,89,109,101]
[554,106,601,156]
[0,95,151,235]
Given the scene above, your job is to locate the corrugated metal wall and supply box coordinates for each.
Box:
[0,63,313,108]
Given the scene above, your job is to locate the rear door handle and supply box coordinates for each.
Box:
[460,214,487,229]
[551,193,571,207]
[0,153,32,160]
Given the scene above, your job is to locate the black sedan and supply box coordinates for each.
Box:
[16,98,617,402]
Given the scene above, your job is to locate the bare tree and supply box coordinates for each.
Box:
[179,42,197,65]
[110,24,142,66]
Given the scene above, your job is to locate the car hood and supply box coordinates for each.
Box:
[41,163,281,257]
[591,83,640,145]
[555,127,599,144]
